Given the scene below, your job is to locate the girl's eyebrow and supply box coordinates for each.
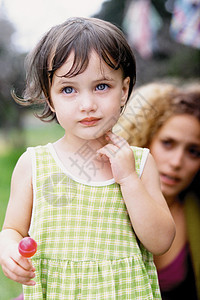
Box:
[94,75,115,82]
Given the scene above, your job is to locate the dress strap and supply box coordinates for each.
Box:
[139,148,149,177]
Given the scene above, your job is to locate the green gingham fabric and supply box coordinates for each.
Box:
[23,143,161,299]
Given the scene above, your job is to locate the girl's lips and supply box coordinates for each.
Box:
[80,118,101,126]
[160,173,181,186]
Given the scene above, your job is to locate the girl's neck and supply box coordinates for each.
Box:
[56,134,107,154]
[52,134,113,182]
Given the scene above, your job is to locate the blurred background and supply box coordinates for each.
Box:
[0,0,199,298]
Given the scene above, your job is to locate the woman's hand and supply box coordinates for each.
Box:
[0,242,36,286]
[97,131,137,184]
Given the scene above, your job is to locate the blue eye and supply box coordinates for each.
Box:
[96,84,108,91]
[63,87,75,94]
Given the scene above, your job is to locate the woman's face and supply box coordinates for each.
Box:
[149,114,200,202]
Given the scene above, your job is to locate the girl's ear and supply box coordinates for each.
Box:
[121,77,130,106]
[47,98,55,112]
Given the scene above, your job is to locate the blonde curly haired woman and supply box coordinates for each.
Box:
[115,82,200,300]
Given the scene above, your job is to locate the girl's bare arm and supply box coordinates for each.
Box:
[120,153,175,255]
[0,151,36,285]
[98,132,176,255]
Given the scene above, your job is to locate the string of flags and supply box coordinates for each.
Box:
[123,0,200,59]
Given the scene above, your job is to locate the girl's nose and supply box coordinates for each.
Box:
[79,94,97,112]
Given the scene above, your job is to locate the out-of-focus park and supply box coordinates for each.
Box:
[0,0,199,298]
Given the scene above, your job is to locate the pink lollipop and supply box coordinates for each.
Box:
[18,237,37,258]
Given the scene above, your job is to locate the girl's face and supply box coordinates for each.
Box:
[149,114,200,203]
[49,51,130,143]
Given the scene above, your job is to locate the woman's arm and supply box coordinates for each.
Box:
[0,151,36,285]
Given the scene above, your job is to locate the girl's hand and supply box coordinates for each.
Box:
[97,132,136,184]
[0,242,36,286]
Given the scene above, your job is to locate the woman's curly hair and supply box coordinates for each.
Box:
[116,81,200,148]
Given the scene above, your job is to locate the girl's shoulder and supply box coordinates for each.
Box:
[26,143,50,154]
[130,146,149,159]
[26,143,53,163]
[13,149,32,176]
[14,144,52,176]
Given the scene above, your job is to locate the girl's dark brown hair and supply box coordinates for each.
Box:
[13,17,136,121]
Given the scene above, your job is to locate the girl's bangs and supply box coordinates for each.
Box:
[49,29,121,81]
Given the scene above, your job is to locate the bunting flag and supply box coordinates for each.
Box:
[170,0,200,48]
[123,0,162,58]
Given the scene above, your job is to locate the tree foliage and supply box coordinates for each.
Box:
[94,0,130,28]
[0,15,26,131]
[94,0,200,85]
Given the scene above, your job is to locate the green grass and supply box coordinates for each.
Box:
[0,149,24,299]
[0,122,64,299]
[24,122,64,147]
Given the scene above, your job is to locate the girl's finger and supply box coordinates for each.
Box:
[4,267,36,285]
[106,132,128,148]
[6,242,35,272]
[6,257,35,279]
[97,144,119,159]
[17,256,35,272]
[8,244,35,271]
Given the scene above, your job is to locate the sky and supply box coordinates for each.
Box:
[1,0,105,52]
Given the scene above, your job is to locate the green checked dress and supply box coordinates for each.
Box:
[23,143,161,299]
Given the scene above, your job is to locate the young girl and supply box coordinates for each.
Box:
[0,18,175,299]
[117,82,200,299]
